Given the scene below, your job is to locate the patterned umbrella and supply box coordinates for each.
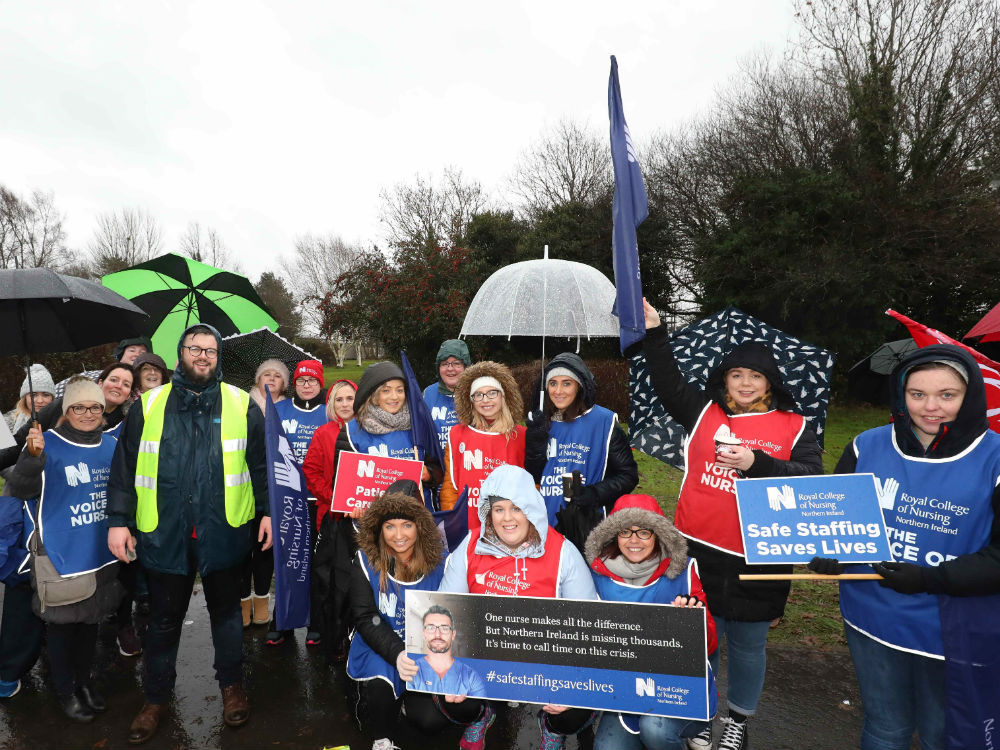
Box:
[102,253,277,368]
[220,328,318,392]
[629,307,835,469]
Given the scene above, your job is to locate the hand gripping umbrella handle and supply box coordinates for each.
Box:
[27,420,42,457]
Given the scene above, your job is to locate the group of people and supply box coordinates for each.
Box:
[0,301,996,750]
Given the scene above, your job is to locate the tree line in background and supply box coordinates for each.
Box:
[4,0,1000,388]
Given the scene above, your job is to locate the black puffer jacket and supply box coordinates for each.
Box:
[642,324,823,621]
[836,344,1000,595]
[347,491,443,665]
[524,352,638,513]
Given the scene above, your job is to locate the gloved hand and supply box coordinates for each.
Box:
[873,561,928,594]
[807,557,845,575]
[569,482,599,507]
[525,410,550,450]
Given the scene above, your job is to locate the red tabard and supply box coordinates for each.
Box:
[466,530,565,597]
[447,424,526,532]
[676,404,805,555]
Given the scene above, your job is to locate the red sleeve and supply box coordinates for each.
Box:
[303,422,337,520]
[689,561,718,655]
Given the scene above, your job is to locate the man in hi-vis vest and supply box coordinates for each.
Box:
[107,323,271,746]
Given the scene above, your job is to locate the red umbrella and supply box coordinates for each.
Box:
[965,300,1000,342]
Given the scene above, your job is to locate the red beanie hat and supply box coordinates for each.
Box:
[293,359,324,387]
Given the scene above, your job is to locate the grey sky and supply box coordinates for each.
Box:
[0,1,796,279]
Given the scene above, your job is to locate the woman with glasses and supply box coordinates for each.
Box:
[5,377,123,722]
[440,362,526,533]
[525,353,639,552]
[423,340,472,454]
[347,489,490,750]
[584,494,718,750]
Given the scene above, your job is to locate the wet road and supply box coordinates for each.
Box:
[0,584,863,749]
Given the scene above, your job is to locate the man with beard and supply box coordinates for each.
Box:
[107,324,271,745]
[410,605,485,698]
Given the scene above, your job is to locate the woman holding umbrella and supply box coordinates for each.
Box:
[439,361,526,532]
[524,352,638,550]
[5,377,123,722]
[639,300,822,750]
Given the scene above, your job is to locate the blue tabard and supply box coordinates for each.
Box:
[104,421,123,440]
[423,384,458,454]
[274,400,328,464]
[841,425,1000,658]
[346,550,446,697]
[346,419,421,461]
[34,431,119,577]
[592,559,717,731]
[538,406,616,527]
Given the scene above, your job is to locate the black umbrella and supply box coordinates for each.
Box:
[847,338,917,405]
[220,327,318,392]
[0,268,148,438]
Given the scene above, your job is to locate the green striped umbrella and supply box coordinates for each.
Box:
[102,253,277,369]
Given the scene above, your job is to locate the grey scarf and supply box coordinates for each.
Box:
[360,403,411,435]
[602,553,662,586]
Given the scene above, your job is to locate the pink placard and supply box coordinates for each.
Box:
[331,452,424,513]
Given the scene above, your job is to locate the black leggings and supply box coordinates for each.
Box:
[47,622,98,697]
[240,515,274,598]
[543,706,594,735]
[358,678,485,741]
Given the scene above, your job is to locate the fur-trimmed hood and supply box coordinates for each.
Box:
[454,361,524,426]
[355,492,443,574]
[584,494,687,580]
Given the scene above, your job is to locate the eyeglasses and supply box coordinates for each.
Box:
[422,624,454,634]
[181,345,219,359]
[440,360,465,369]
[68,404,105,416]
[617,528,654,540]
[296,377,320,386]
[471,389,502,402]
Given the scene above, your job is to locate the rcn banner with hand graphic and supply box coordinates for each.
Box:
[264,394,311,630]
[403,591,711,719]
[734,474,891,565]
[331,452,425,513]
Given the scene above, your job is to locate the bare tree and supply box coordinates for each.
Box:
[507,118,612,216]
[379,166,490,250]
[87,207,163,276]
[0,186,71,270]
[179,221,240,271]
[283,233,365,366]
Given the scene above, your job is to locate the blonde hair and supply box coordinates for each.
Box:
[326,381,357,422]
[470,393,517,438]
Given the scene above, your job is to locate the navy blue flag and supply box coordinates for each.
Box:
[432,486,470,553]
[264,387,311,630]
[941,593,1000,749]
[400,350,444,509]
[609,55,649,355]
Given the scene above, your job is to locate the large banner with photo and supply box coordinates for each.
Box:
[403,591,710,720]
[735,473,892,565]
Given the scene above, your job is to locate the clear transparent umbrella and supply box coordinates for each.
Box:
[460,246,619,347]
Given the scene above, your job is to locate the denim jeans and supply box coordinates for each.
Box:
[595,712,710,750]
[844,625,945,750]
[708,615,770,716]
[143,562,244,704]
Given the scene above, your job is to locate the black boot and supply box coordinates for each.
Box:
[78,684,107,713]
[58,692,95,723]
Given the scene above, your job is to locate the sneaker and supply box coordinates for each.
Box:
[687,722,713,750]
[118,625,143,656]
[460,704,496,750]
[306,631,322,647]
[717,716,748,750]
[371,739,399,750]
[537,712,565,750]
[265,630,290,646]
[0,679,20,698]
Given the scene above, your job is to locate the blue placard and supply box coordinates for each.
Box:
[735,473,891,565]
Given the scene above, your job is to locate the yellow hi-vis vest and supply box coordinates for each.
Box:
[134,382,255,533]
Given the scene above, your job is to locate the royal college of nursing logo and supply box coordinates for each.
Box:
[64,462,91,488]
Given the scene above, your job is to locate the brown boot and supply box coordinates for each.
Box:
[251,595,269,625]
[128,703,166,745]
[221,684,250,727]
[240,597,252,628]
